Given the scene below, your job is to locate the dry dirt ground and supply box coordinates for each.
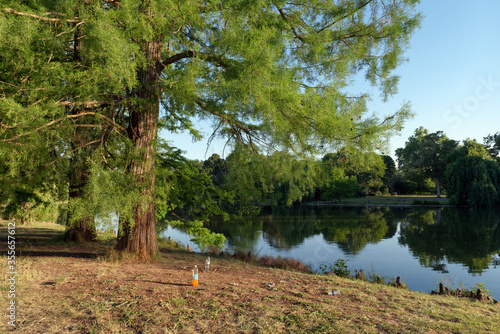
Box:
[1,222,500,334]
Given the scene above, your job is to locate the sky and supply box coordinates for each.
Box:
[162,1,500,161]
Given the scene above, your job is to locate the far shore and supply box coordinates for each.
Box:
[305,194,452,207]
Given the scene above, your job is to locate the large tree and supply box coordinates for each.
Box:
[484,132,500,164]
[1,0,421,259]
[381,154,396,192]
[0,1,136,243]
[446,140,500,209]
[321,150,386,196]
[396,127,458,197]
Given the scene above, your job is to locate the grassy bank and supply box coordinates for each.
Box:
[1,222,499,333]
[309,195,450,206]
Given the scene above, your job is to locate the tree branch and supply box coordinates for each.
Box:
[1,111,124,142]
[58,100,115,108]
[2,138,102,183]
[276,6,306,42]
[317,0,373,34]
[162,50,238,69]
[3,8,81,23]
[163,50,195,65]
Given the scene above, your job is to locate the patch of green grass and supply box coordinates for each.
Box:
[132,274,148,280]
[412,199,443,205]
[335,195,451,206]
[261,294,279,302]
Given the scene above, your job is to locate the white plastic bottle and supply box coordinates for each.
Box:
[205,256,210,272]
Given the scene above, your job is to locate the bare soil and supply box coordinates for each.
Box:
[1,222,499,333]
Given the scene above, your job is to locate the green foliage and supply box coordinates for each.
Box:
[0,0,138,234]
[168,219,226,250]
[202,154,229,188]
[321,167,358,201]
[0,151,64,224]
[484,132,500,164]
[446,156,500,209]
[156,143,230,221]
[222,147,323,210]
[1,188,56,224]
[381,155,397,191]
[396,127,458,196]
[320,150,387,198]
[155,141,229,248]
[69,164,138,231]
[401,170,435,194]
[474,282,491,297]
[446,140,500,209]
[319,258,351,278]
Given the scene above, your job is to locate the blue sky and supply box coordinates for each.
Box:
[162,1,500,161]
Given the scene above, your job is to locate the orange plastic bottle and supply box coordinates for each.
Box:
[192,265,198,286]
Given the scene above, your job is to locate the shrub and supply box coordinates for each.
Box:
[319,258,351,278]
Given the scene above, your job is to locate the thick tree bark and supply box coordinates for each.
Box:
[116,40,163,259]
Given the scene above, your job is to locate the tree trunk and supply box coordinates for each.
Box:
[116,40,163,260]
[65,115,96,241]
[65,149,97,242]
[64,217,96,242]
[64,23,97,243]
[436,177,441,198]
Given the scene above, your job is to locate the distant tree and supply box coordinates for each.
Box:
[322,150,386,196]
[390,172,411,195]
[351,153,385,195]
[381,155,397,192]
[396,127,458,197]
[403,170,435,194]
[155,143,228,248]
[321,167,358,202]
[224,148,322,209]
[202,154,229,188]
[484,132,500,164]
[446,140,500,209]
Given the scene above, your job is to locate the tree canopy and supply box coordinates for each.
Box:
[484,132,500,164]
[396,127,458,197]
[0,0,421,259]
[445,140,500,209]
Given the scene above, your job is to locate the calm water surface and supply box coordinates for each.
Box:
[162,206,500,298]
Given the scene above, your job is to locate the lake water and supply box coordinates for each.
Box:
[161,206,500,299]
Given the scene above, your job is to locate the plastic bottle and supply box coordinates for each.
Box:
[205,256,210,272]
[192,265,198,286]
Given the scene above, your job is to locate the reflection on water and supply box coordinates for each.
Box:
[398,208,500,274]
[161,206,500,298]
[314,207,396,254]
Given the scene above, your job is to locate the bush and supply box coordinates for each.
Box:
[319,258,351,278]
